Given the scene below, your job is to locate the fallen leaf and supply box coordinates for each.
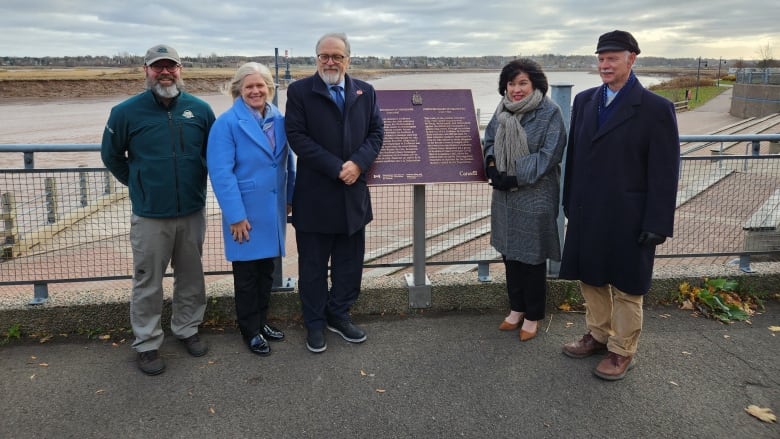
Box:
[558,303,571,312]
[745,405,776,423]
[681,351,692,355]
[39,335,53,344]
[564,322,574,328]
[360,370,367,376]
[38,363,49,367]
[680,300,694,310]
[111,343,119,347]
[659,313,671,319]
[375,389,386,393]
[669,381,679,386]
[769,326,780,333]
[30,356,37,360]
[723,334,730,339]
[209,407,216,414]
[95,389,106,394]
[30,374,35,380]
[98,335,111,341]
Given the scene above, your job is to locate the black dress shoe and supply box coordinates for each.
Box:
[246,334,270,356]
[261,324,285,341]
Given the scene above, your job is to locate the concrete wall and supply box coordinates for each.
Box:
[730,83,780,118]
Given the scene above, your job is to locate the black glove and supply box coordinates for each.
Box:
[637,231,666,247]
[485,164,500,183]
[491,173,518,191]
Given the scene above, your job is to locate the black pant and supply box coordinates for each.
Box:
[503,257,547,321]
[232,258,274,339]
[296,229,365,329]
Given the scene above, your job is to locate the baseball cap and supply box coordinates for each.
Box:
[144,44,181,65]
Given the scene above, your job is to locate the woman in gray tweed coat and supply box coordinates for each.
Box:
[483,59,567,341]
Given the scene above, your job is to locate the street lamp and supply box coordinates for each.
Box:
[695,57,708,101]
[717,57,727,87]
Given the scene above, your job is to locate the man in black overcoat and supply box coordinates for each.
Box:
[559,30,680,380]
[285,32,384,353]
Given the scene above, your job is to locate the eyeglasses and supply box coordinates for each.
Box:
[148,64,181,73]
[316,54,347,64]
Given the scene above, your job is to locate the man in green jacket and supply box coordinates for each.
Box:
[101,44,216,376]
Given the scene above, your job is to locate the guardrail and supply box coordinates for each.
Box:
[2,134,780,304]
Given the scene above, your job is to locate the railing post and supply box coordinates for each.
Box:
[23,151,34,169]
[79,167,89,207]
[738,255,754,273]
[29,282,49,305]
[406,184,431,308]
[44,177,58,224]
[103,170,114,195]
[477,261,492,282]
[1,192,17,259]
[549,83,573,277]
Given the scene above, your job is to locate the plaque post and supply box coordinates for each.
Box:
[405,184,431,308]
[549,83,573,277]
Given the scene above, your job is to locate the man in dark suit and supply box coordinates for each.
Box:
[559,30,680,380]
[285,32,384,353]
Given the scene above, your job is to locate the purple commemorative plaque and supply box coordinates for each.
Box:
[368,90,486,185]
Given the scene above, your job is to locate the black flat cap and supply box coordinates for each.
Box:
[595,30,641,54]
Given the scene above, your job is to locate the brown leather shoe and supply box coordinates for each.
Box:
[498,320,520,331]
[519,328,537,341]
[593,352,635,381]
[562,332,608,358]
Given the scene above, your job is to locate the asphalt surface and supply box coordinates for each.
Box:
[1,301,778,438]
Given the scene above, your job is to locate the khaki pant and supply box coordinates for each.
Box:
[129,210,207,352]
[580,281,643,357]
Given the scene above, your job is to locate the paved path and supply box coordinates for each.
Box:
[1,302,778,438]
[676,86,744,134]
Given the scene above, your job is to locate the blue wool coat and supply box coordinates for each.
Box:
[284,73,384,235]
[207,98,295,261]
[559,78,680,295]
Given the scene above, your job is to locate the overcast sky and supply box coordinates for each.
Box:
[2,1,778,60]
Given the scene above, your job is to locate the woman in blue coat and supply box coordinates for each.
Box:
[207,62,295,356]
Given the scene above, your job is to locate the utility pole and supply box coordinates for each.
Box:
[695,57,707,101]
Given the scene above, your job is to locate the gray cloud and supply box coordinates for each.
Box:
[1,0,777,60]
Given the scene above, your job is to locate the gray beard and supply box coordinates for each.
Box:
[318,71,341,85]
[146,77,184,99]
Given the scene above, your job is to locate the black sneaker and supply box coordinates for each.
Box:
[327,319,367,343]
[306,328,327,353]
[137,350,165,375]
[179,333,208,357]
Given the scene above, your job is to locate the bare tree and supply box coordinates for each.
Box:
[756,42,777,68]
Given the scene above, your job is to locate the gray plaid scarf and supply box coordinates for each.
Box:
[493,88,543,176]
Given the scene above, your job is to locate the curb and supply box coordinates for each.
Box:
[2,270,778,335]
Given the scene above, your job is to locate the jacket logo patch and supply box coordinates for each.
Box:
[182,110,194,119]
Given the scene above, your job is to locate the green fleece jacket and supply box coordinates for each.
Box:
[101,90,215,218]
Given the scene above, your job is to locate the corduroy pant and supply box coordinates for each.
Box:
[580,281,644,357]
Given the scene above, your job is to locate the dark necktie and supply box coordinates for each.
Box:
[331,85,344,112]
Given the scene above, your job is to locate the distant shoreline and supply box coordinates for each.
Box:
[0,66,690,102]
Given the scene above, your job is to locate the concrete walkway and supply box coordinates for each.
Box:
[676,86,744,134]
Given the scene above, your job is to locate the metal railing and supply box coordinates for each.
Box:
[2,135,780,304]
[735,69,780,85]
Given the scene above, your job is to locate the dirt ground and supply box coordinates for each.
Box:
[0,78,228,101]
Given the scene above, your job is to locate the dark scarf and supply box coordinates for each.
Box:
[597,70,637,127]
